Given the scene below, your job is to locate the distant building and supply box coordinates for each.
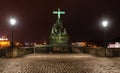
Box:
[72,42,99,48]
[72,42,86,47]
[0,36,23,48]
[108,42,120,48]
[0,36,8,41]
[0,36,10,48]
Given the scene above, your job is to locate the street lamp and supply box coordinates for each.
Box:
[102,20,108,57]
[102,20,108,47]
[10,17,16,48]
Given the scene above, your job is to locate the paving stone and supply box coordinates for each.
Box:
[0,54,120,73]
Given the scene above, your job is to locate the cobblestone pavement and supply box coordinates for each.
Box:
[0,54,120,73]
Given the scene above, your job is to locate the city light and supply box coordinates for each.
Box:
[0,41,10,48]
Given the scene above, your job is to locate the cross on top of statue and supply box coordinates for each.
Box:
[53,8,65,19]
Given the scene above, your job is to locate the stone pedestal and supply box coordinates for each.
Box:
[12,48,18,57]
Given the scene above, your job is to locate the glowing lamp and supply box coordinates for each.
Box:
[10,18,16,25]
[102,21,108,27]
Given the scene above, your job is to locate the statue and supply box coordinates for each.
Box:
[49,8,70,53]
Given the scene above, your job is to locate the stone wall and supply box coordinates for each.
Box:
[0,48,6,57]
[0,47,34,57]
[73,47,120,57]
[1,47,120,57]
[34,47,49,53]
[17,47,33,57]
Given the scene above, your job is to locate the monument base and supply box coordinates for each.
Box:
[49,46,72,53]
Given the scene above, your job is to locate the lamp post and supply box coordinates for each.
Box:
[102,20,108,57]
[10,17,16,48]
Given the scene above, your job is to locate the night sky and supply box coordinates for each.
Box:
[0,0,120,43]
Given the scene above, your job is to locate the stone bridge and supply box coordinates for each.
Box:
[0,54,120,73]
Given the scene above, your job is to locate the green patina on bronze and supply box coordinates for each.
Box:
[49,8,70,52]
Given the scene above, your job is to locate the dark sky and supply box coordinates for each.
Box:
[0,0,120,43]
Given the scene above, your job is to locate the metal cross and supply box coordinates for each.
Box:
[53,8,65,19]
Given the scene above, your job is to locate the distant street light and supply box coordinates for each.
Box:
[102,21,108,27]
[10,17,16,48]
[102,20,108,57]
